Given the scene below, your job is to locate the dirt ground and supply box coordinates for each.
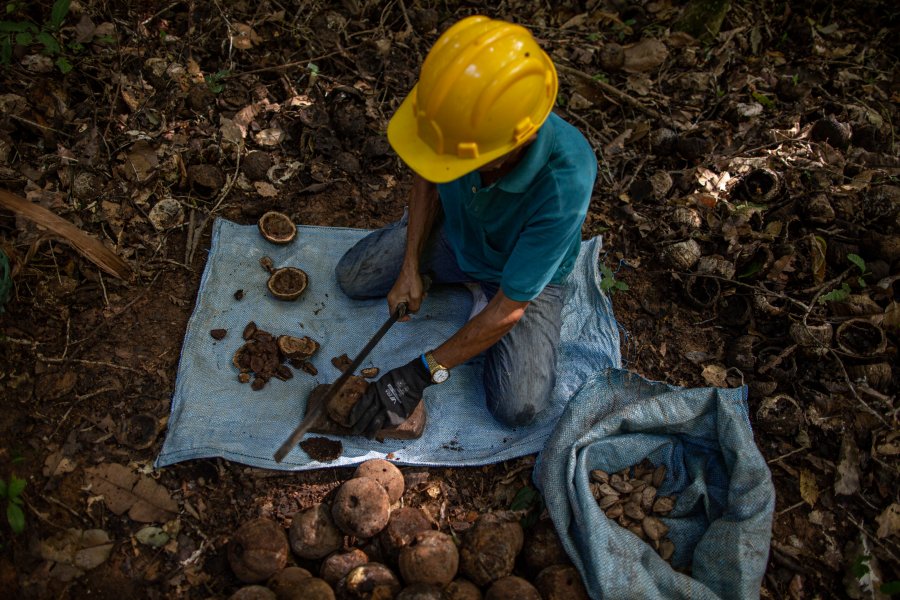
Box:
[0,0,898,598]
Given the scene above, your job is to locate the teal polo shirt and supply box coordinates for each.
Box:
[437,112,597,302]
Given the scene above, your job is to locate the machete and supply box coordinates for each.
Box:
[273,277,431,462]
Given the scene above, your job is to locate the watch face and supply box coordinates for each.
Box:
[433,369,450,384]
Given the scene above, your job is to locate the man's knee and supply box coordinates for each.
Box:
[484,374,554,428]
[334,252,365,299]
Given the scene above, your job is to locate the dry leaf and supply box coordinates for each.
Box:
[86,463,177,523]
[38,528,114,582]
[254,181,278,198]
[876,504,900,539]
[123,140,159,183]
[834,434,861,496]
[255,127,285,147]
[623,38,668,73]
[701,364,728,387]
[799,469,819,506]
[43,451,77,477]
[231,23,261,50]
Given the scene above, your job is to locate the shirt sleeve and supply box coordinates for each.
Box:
[500,171,592,301]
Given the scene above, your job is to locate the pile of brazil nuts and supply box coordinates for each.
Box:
[590,458,677,561]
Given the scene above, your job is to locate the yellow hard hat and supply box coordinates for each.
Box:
[387,16,558,183]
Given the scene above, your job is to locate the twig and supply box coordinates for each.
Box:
[776,500,805,517]
[828,348,890,428]
[556,64,668,123]
[188,145,243,266]
[7,114,72,138]
[846,513,900,565]
[36,354,144,374]
[224,47,362,78]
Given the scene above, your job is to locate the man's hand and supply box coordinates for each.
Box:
[387,269,425,322]
[349,357,432,438]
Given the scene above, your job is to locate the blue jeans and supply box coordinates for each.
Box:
[335,212,566,427]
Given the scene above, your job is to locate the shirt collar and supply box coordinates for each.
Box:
[496,113,556,194]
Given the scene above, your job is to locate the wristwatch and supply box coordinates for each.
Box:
[422,351,450,384]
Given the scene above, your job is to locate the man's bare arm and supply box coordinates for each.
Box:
[431,290,528,369]
[387,174,440,318]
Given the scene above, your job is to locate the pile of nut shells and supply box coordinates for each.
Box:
[226,459,589,600]
[590,459,676,562]
[232,321,320,390]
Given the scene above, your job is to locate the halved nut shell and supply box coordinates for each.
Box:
[258,211,297,244]
[277,335,320,360]
[267,267,308,301]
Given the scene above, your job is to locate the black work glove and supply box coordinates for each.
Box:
[349,356,432,439]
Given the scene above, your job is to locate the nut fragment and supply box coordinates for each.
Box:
[652,497,675,515]
[642,516,669,542]
[589,469,609,483]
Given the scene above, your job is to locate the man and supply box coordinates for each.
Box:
[335,16,597,438]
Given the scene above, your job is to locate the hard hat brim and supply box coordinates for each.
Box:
[387,86,518,184]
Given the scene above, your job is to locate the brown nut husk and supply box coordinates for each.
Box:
[484,575,541,600]
[277,335,320,360]
[395,583,443,600]
[324,376,369,428]
[228,518,290,583]
[652,496,675,515]
[276,576,334,600]
[378,507,433,563]
[331,477,391,539]
[354,459,405,505]
[459,513,524,586]
[846,362,893,393]
[398,530,459,587]
[443,579,483,600]
[343,562,401,599]
[534,565,589,600]
[268,267,309,301]
[268,567,312,599]
[259,211,297,244]
[660,239,701,271]
[320,549,369,586]
[230,585,277,600]
[835,318,887,356]
[289,503,343,560]
[522,519,569,571]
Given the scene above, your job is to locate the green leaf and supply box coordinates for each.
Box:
[13,30,28,44]
[751,91,775,109]
[7,475,25,499]
[881,581,900,595]
[615,281,630,292]
[0,20,31,32]
[0,36,10,64]
[847,253,866,273]
[307,62,319,75]
[510,485,539,511]
[0,479,6,498]
[55,55,71,73]
[49,0,70,30]
[36,30,59,54]
[819,282,851,304]
[6,502,24,534]
[851,554,871,579]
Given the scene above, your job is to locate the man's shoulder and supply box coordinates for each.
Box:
[542,112,597,183]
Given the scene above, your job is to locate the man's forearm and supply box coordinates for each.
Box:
[401,175,440,273]
[432,291,528,369]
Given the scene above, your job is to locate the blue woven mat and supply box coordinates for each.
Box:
[156,219,620,470]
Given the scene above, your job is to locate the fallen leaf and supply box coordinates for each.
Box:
[135,526,170,548]
[701,364,728,387]
[43,451,77,477]
[623,38,668,73]
[799,469,819,506]
[123,140,159,183]
[876,503,900,539]
[834,434,861,496]
[86,463,177,523]
[255,127,285,147]
[231,23,261,50]
[254,181,278,198]
[38,528,114,582]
